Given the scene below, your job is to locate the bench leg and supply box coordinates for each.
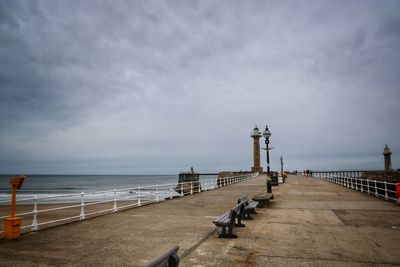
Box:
[242,211,254,220]
[235,218,245,228]
[249,209,257,214]
[227,225,238,238]
[220,226,227,237]
[218,226,237,238]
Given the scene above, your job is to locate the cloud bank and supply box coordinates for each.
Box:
[1,0,399,174]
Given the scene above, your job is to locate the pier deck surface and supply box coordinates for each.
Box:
[0,174,399,266]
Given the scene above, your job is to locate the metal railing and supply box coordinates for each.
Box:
[311,171,399,204]
[0,173,257,236]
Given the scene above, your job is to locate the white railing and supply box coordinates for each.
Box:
[312,172,399,204]
[0,173,257,236]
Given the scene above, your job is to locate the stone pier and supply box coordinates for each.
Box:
[0,174,399,266]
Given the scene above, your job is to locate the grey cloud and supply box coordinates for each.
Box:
[0,0,399,174]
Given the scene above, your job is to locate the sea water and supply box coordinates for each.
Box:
[0,174,217,203]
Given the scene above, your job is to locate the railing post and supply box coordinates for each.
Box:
[360,179,364,193]
[367,179,370,194]
[113,189,118,212]
[198,181,201,193]
[138,186,142,206]
[169,183,173,200]
[204,180,207,191]
[31,196,38,231]
[374,180,378,197]
[384,181,388,200]
[156,184,159,202]
[181,182,184,197]
[80,192,85,220]
[190,181,193,195]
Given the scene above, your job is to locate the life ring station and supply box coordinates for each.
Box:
[3,175,25,240]
[251,125,263,173]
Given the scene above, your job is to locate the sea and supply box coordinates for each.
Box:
[0,174,218,204]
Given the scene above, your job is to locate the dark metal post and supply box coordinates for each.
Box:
[266,140,270,177]
[280,156,283,174]
[263,125,271,177]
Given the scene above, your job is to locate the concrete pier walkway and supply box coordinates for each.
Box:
[0,175,399,266]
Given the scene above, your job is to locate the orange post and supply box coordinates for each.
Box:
[3,175,25,240]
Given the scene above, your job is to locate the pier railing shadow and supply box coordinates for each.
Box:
[0,173,258,238]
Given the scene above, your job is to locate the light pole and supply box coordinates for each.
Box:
[263,125,271,177]
[280,155,283,174]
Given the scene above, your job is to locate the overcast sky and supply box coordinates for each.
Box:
[0,0,399,174]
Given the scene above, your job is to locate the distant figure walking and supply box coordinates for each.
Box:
[306,169,310,177]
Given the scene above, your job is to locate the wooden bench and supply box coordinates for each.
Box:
[252,192,274,208]
[238,195,259,220]
[146,245,180,267]
[212,201,246,238]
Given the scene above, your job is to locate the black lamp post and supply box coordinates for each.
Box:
[263,125,271,177]
[280,155,283,174]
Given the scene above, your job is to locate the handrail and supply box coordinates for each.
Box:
[0,173,257,237]
[310,171,399,204]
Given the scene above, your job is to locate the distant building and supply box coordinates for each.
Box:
[251,125,263,173]
[383,144,392,172]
